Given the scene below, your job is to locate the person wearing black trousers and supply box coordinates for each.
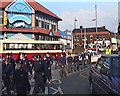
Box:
[13,61,30,96]
[32,55,45,94]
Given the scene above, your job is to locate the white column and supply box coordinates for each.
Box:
[32,34,34,40]
[4,32,7,39]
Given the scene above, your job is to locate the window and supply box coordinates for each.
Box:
[41,21,44,28]
[46,23,49,29]
[112,57,120,77]
[51,24,56,31]
[104,57,110,67]
[96,57,104,70]
[36,16,39,27]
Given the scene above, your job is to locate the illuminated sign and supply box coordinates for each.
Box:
[9,15,31,25]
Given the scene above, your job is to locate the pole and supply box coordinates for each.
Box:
[66,29,68,53]
[80,26,83,52]
[74,18,77,29]
[95,3,98,53]
[84,28,87,52]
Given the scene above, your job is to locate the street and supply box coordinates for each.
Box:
[30,64,91,95]
[2,63,91,95]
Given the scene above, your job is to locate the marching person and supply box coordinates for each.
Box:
[2,59,12,94]
[32,55,45,94]
[16,53,32,76]
[54,53,60,69]
[88,52,91,65]
[45,52,53,83]
[59,54,67,78]
[13,61,31,96]
[73,53,80,71]
[81,52,86,70]
[5,53,16,93]
[67,53,74,73]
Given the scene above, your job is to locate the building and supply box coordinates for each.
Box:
[72,26,111,53]
[0,0,64,60]
[58,29,72,53]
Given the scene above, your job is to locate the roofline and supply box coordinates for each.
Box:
[35,2,62,21]
[5,0,35,13]
[35,10,62,21]
[2,0,62,21]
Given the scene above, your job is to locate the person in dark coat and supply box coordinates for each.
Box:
[74,53,80,71]
[32,55,45,94]
[67,53,74,73]
[13,61,30,96]
[88,52,91,64]
[59,54,67,78]
[6,53,15,91]
[54,53,60,69]
[22,54,32,75]
[2,59,12,94]
[45,53,53,83]
[16,53,32,76]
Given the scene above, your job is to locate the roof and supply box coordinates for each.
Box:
[101,54,120,58]
[0,0,13,9]
[0,0,62,21]
[0,26,60,37]
[73,26,111,33]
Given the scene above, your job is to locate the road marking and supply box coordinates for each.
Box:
[58,87,64,94]
[80,69,89,79]
[80,72,89,79]
[2,87,6,92]
[45,87,48,94]
[51,79,62,84]
[50,87,63,94]
[30,86,34,95]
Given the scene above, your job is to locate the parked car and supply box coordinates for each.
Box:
[89,54,120,95]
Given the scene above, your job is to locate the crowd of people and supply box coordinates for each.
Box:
[2,52,91,96]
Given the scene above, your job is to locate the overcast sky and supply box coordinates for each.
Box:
[36,0,119,33]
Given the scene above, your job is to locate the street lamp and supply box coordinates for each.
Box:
[80,26,83,51]
[92,3,98,53]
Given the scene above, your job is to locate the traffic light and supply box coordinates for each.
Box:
[118,23,120,35]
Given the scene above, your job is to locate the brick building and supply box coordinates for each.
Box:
[72,26,111,53]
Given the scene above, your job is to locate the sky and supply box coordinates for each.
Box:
[36,0,119,33]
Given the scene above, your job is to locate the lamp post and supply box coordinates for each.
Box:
[95,3,98,53]
[92,2,98,53]
[84,28,87,52]
[80,26,83,52]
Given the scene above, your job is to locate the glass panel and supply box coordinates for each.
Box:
[112,57,120,77]
[104,57,110,67]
